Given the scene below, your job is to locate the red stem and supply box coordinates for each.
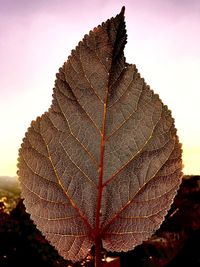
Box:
[95,236,103,267]
[95,102,107,267]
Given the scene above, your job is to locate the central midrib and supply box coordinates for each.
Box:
[94,92,109,239]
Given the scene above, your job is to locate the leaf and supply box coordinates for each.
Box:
[17,7,183,263]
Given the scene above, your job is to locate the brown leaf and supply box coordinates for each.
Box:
[17,7,183,262]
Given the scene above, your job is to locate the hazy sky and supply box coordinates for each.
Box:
[0,0,200,176]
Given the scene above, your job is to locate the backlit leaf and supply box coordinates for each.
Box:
[17,7,182,263]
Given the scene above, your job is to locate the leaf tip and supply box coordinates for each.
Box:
[120,6,125,16]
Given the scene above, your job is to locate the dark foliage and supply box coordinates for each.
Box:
[0,176,199,267]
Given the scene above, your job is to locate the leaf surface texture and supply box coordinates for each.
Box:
[18,7,182,262]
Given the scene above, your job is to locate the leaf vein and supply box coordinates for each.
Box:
[20,180,66,205]
[56,86,101,134]
[74,53,104,104]
[47,110,99,168]
[106,82,144,140]
[33,214,78,221]
[40,135,93,231]
[102,140,176,233]
[45,232,87,237]
[119,204,170,220]
[107,68,136,109]
[59,141,96,186]
[103,107,163,186]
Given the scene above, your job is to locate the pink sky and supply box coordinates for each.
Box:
[0,0,200,176]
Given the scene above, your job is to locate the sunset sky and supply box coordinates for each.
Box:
[0,0,199,177]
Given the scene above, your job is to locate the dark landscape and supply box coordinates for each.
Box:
[0,175,199,267]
